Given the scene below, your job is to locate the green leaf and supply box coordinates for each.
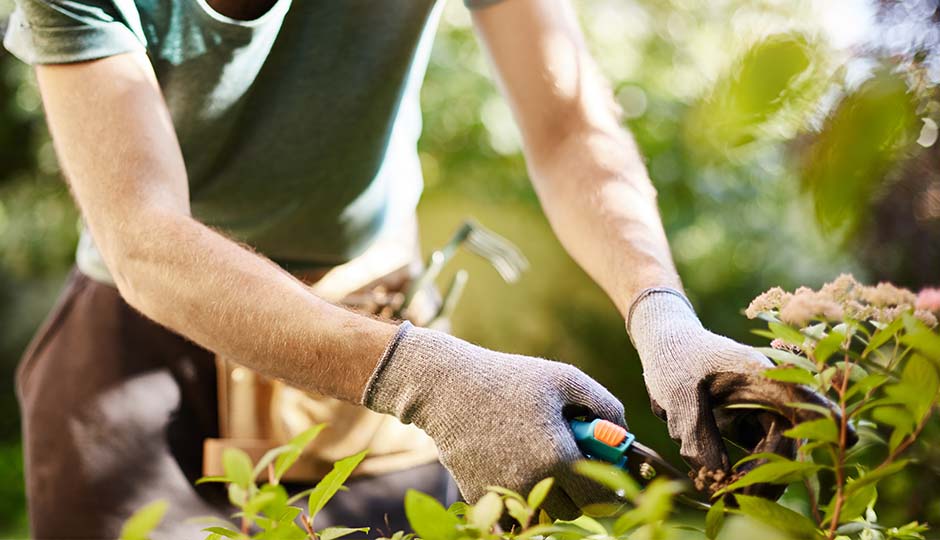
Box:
[769,322,807,346]
[243,491,279,517]
[308,450,368,524]
[573,459,640,500]
[119,500,169,540]
[756,347,818,372]
[318,527,370,540]
[891,355,940,422]
[815,331,846,364]
[786,401,835,418]
[446,501,469,517]
[227,484,247,508]
[485,485,525,502]
[539,509,552,525]
[733,452,791,468]
[844,461,910,497]
[404,490,460,540]
[752,329,779,340]
[527,477,554,510]
[515,525,568,540]
[718,460,822,494]
[273,424,327,481]
[734,494,822,540]
[871,405,915,450]
[613,478,683,534]
[900,318,940,362]
[705,498,725,540]
[784,418,839,444]
[846,373,890,401]
[505,498,531,528]
[863,318,904,358]
[251,445,292,482]
[201,527,241,539]
[222,448,254,490]
[824,483,875,525]
[467,492,503,531]
[195,476,229,485]
[816,366,839,392]
[558,515,607,535]
[764,367,817,386]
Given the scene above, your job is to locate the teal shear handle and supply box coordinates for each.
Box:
[571,418,711,510]
[570,418,636,468]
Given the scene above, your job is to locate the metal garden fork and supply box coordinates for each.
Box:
[395,219,528,325]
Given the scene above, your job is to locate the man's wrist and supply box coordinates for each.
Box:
[626,287,694,332]
[626,287,701,352]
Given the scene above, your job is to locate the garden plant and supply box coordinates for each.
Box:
[121,275,940,540]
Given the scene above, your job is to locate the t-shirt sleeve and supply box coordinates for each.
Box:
[464,0,507,9]
[3,0,147,65]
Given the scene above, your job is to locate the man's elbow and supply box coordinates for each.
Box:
[98,212,191,323]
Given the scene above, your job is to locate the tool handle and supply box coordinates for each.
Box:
[570,418,635,467]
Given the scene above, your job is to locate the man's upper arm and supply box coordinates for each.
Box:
[470,0,623,157]
[36,52,190,269]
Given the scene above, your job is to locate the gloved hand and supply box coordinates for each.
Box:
[627,288,850,498]
[362,321,626,519]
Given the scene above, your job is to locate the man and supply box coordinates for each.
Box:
[5,0,839,537]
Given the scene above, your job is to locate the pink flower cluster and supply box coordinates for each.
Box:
[746,274,939,328]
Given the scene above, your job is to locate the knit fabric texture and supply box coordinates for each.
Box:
[627,289,841,478]
[363,322,626,519]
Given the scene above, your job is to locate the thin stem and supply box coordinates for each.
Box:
[825,352,852,540]
[301,514,318,540]
[803,475,821,524]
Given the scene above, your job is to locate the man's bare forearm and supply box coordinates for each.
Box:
[110,211,397,402]
[35,54,395,403]
[528,124,682,317]
[471,0,681,318]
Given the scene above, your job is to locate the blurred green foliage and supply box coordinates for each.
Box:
[1,0,939,537]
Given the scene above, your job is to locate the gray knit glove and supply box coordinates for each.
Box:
[363,322,626,519]
[627,288,847,497]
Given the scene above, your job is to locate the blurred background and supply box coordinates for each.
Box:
[1,0,939,537]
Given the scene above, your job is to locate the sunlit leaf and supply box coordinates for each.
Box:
[734,494,822,539]
[844,460,910,497]
[119,500,169,540]
[467,492,502,531]
[705,497,726,540]
[222,448,254,490]
[308,450,368,524]
[573,460,640,500]
[764,366,817,386]
[757,347,818,372]
[802,68,918,234]
[527,477,554,510]
[770,322,808,347]
[717,460,822,495]
[404,490,460,540]
[863,318,904,358]
[274,424,327,482]
[784,418,839,443]
[318,527,370,540]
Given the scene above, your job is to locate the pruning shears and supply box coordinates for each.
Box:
[570,418,711,510]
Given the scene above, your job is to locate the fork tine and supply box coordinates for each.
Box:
[469,233,528,272]
[461,222,528,283]
[466,238,526,281]
[466,226,528,268]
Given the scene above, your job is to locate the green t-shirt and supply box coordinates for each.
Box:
[4,0,499,280]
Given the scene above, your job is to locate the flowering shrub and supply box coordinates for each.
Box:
[122,275,940,540]
[717,274,939,540]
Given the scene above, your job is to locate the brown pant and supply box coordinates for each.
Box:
[16,270,455,539]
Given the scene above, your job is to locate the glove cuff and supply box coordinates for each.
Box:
[626,287,696,335]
